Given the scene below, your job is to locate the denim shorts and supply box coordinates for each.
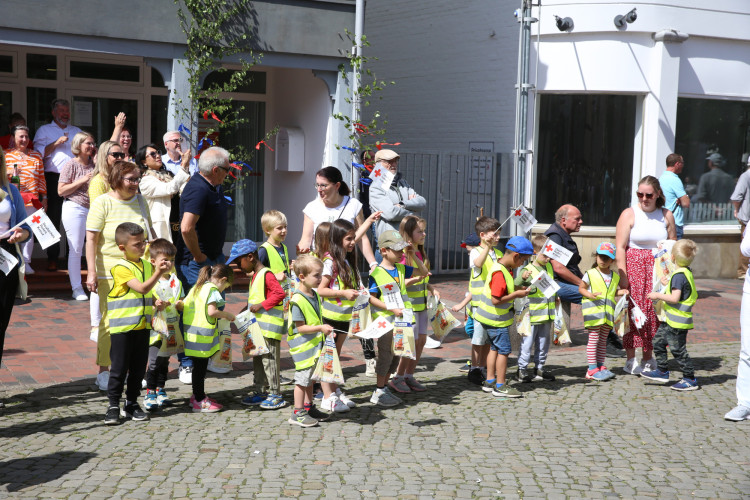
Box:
[487,326,511,354]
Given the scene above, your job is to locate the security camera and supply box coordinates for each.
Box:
[614,8,637,28]
[554,15,574,32]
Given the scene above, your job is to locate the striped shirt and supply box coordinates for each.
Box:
[4,149,46,206]
[88,174,109,202]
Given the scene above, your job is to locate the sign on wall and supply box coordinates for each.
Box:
[468,142,494,195]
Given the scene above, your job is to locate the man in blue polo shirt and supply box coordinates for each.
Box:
[659,153,690,240]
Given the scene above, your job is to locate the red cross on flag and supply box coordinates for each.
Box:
[355,316,393,339]
[22,209,61,250]
[369,165,395,191]
[510,205,537,233]
[541,238,573,266]
[379,282,405,311]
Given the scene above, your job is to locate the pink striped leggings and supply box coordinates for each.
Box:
[586,325,609,366]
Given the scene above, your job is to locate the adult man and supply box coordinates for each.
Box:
[697,153,734,204]
[162,130,198,176]
[731,157,750,279]
[659,153,690,239]
[544,205,624,356]
[176,146,230,383]
[33,99,82,270]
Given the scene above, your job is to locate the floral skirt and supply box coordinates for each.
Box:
[624,248,658,351]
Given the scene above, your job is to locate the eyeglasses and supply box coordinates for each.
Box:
[165,138,180,144]
[636,192,654,200]
[217,165,230,173]
[314,183,331,190]
[123,177,141,184]
[146,152,160,159]
[109,152,125,159]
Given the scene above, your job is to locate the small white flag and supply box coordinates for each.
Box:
[379,282,405,311]
[541,238,573,266]
[356,317,393,339]
[510,205,537,233]
[23,209,61,250]
[369,165,395,191]
[630,298,647,330]
[0,246,19,276]
[529,270,560,299]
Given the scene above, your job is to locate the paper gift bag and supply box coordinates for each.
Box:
[613,294,630,338]
[393,312,416,359]
[311,335,345,384]
[159,307,185,357]
[553,302,571,345]
[349,292,373,336]
[235,310,270,360]
[209,319,233,370]
[430,302,462,340]
[515,303,531,337]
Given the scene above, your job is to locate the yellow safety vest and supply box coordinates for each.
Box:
[469,248,503,310]
[261,242,290,275]
[287,291,325,370]
[183,282,220,358]
[581,269,620,328]
[663,267,697,330]
[321,257,359,322]
[249,267,285,340]
[474,262,515,328]
[405,252,430,312]
[370,264,412,320]
[524,262,555,325]
[107,258,153,334]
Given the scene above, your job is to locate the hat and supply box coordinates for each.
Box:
[378,230,409,251]
[461,233,481,248]
[505,236,533,255]
[226,239,258,265]
[706,152,726,167]
[374,149,400,163]
[596,242,616,259]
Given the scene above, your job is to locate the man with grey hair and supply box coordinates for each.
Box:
[162,130,198,176]
[731,156,750,278]
[33,98,83,270]
[697,153,734,203]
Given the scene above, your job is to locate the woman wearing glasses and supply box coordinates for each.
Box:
[615,175,677,375]
[135,143,189,242]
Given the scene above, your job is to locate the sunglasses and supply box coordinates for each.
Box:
[109,152,125,159]
[146,151,160,158]
[636,192,654,200]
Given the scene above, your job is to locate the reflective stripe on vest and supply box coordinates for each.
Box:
[249,268,285,340]
[405,252,430,312]
[370,264,412,320]
[107,258,153,334]
[469,248,503,309]
[474,263,515,328]
[287,291,325,370]
[581,269,620,328]
[183,282,220,357]
[525,262,555,324]
[321,258,359,321]
[261,242,290,275]
[664,268,697,330]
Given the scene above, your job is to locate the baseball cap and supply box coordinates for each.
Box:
[505,236,533,255]
[596,242,616,259]
[378,230,409,251]
[461,233,480,248]
[226,239,258,265]
[706,152,726,166]
[374,149,400,163]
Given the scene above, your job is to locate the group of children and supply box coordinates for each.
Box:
[102,209,701,426]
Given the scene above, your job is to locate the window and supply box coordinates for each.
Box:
[202,70,266,94]
[0,54,13,74]
[535,94,636,226]
[69,61,140,82]
[675,98,750,224]
[27,87,58,134]
[27,53,57,80]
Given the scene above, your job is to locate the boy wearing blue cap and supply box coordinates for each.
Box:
[474,235,533,398]
[227,239,288,409]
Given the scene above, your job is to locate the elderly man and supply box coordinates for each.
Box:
[368,149,426,239]
[162,130,198,176]
[33,99,83,271]
[697,153,735,204]
[731,157,750,279]
[660,153,690,240]
[544,204,624,356]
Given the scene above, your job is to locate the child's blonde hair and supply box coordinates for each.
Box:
[531,234,547,253]
[400,215,430,271]
[261,209,287,233]
[293,254,323,277]
[672,239,697,267]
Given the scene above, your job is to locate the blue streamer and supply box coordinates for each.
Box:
[197,137,214,150]
[224,195,234,205]
[341,146,356,153]
[352,162,366,170]
[359,178,372,186]
[235,161,252,171]
[178,124,190,135]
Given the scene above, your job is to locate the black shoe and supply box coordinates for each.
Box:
[467,367,485,386]
[607,330,624,350]
[606,344,626,358]
[516,368,533,383]
[536,367,556,381]
[307,405,331,422]
[104,406,121,425]
[124,403,149,421]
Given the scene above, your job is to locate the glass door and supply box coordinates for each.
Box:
[65,90,141,147]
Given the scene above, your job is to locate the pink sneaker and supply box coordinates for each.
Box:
[388,377,411,393]
[192,397,222,413]
[585,367,602,380]
[188,394,196,406]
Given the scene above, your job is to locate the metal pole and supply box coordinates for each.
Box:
[351,0,365,193]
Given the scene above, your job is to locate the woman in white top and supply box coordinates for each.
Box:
[615,175,676,375]
[297,166,377,268]
[135,143,189,241]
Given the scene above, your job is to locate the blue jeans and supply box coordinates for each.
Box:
[556,281,582,304]
[486,326,511,354]
[675,225,684,240]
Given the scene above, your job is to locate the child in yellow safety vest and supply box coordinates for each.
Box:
[104,223,171,426]
[643,239,700,391]
[452,233,480,374]
[258,210,293,316]
[579,242,628,382]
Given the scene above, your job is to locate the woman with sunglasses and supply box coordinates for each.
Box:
[615,175,677,375]
[135,143,190,242]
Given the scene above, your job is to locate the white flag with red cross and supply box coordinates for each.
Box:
[511,205,537,233]
[0,246,18,276]
[541,238,573,266]
[529,268,561,299]
[355,317,394,339]
[23,209,61,249]
[369,165,395,191]
[379,282,405,311]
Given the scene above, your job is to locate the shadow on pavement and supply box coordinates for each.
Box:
[0,380,105,419]
[0,451,96,492]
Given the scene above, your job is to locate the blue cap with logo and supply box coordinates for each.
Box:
[596,242,616,259]
[505,236,534,255]
[226,239,258,265]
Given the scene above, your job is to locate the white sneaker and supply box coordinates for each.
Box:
[73,288,88,301]
[336,388,356,408]
[206,358,231,374]
[96,371,109,391]
[365,358,377,377]
[370,388,400,407]
[141,379,147,389]
[623,357,641,375]
[725,405,750,421]
[178,365,193,384]
[641,358,657,372]
[321,394,350,413]
[424,336,441,349]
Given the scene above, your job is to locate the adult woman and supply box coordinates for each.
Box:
[5,125,45,273]
[59,132,96,301]
[0,147,31,408]
[86,160,153,391]
[108,112,134,162]
[135,143,189,241]
[615,175,676,374]
[725,226,750,421]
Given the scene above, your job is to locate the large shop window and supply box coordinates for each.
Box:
[536,94,636,227]
[675,98,750,225]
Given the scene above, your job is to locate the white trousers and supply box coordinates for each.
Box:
[61,200,88,290]
[738,291,750,408]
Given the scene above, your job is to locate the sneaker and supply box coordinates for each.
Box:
[259,394,286,410]
[336,388,357,408]
[516,368,533,383]
[192,397,222,413]
[188,394,196,407]
[241,392,268,406]
[536,367,556,382]
[424,336,441,349]
[724,405,750,421]
[388,376,411,393]
[143,390,158,411]
[124,402,149,421]
[481,379,496,393]
[404,376,426,392]
[598,368,616,381]
[671,378,699,392]
[156,388,171,407]
[384,387,403,403]
[641,369,670,383]
[623,358,642,375]
[280,374,294,385]
[178,365,193,384]
[206,358,231,374]
[307,405,331,421]
[104,406,121,425]
[72,288,88,301]
[586,367,607,381]
[458,361,472,373]
[313,389,324,400]
[467,367,485,386]
[492,384,522,398]
[96,371,109,392]
[641,358,658,372]
[288,409,318,427]
[365,358,377,377]
[321,394,350,413]
[370,387,401,407]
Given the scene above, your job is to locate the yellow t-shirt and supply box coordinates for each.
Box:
[111,259,148,330]
[88,174,109,202]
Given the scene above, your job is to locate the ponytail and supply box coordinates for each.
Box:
[193,265,213,293]
[193,263,234,294]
